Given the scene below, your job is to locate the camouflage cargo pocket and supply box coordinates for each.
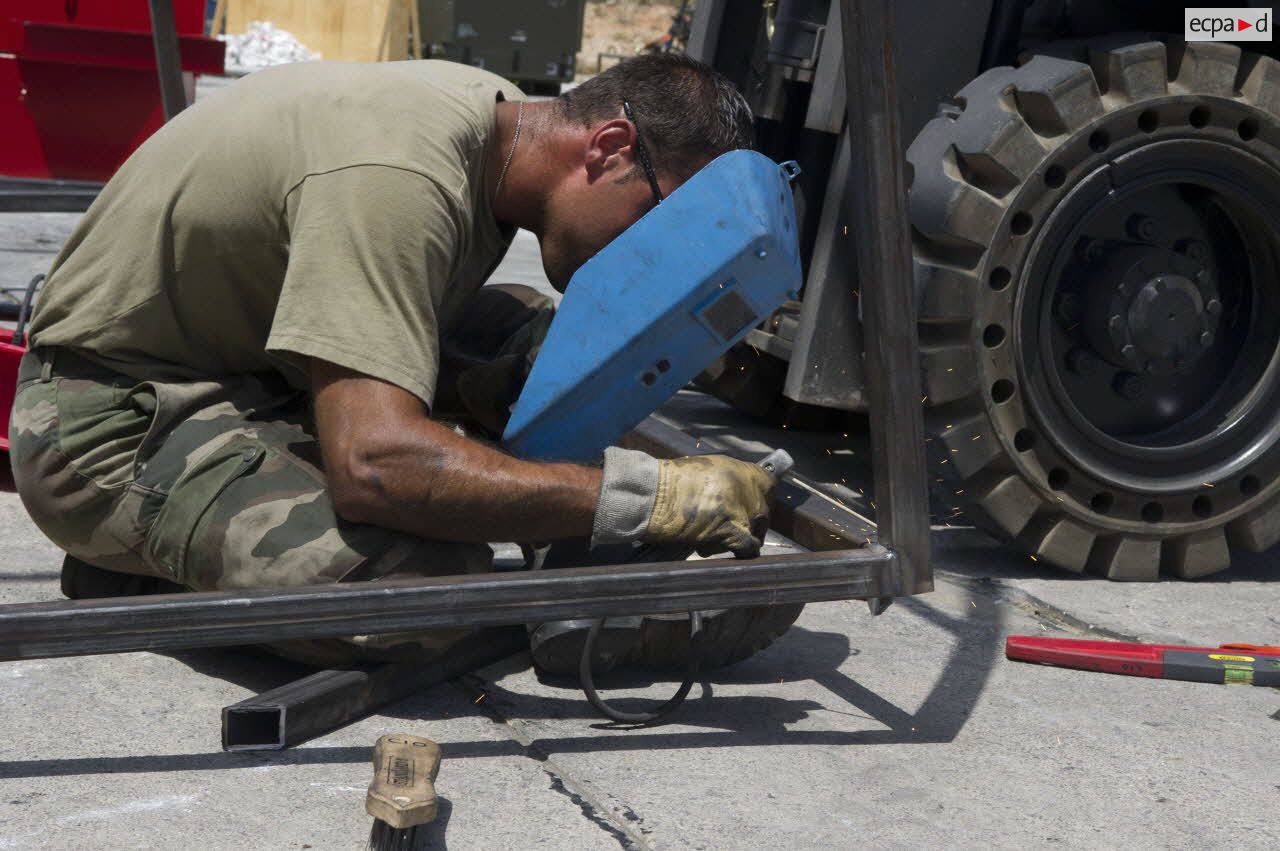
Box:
[144,438,266,583]
[54,377,146,488]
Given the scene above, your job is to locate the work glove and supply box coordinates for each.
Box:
[592,447,789,558]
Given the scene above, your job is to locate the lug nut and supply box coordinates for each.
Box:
[1181,239,1209,262]
[1055,293,1084,323]
[1113,371,1147,400]
[1127,214,1162,243]
[1199,331,1215,347]
[1065,348,1099,375]
[1206,298,1222,316]
[1076,238,1105,262]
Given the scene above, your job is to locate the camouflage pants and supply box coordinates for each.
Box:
[9,285,557,667]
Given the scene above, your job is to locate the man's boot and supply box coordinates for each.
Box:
[60,554,185,599]
[526,540,804,676]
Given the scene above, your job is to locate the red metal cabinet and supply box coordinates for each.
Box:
[0,1,224,181]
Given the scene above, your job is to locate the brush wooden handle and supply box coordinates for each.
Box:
[366,734,441,829]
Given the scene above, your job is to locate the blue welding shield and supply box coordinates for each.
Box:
[503,149,803,462]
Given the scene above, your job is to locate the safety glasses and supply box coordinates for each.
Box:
[622,99,664,207]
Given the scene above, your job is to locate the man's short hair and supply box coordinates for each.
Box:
[560,53,754,184]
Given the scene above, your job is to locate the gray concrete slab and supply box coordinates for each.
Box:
[2,201,1278,850]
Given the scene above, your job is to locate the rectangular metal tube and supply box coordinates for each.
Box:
[0,178,103,213]
[839,0,932,595]
[221,627,527,751]
[0,548,895,662]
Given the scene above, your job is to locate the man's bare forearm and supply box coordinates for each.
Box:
[312,360,602,543]
[342,416,602,542]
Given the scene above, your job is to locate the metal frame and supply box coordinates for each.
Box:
[0,550,900,661]
[0,0,930,663]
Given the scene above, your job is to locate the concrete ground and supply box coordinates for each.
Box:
[1,203,1277,849]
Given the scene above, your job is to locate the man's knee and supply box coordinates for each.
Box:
[167,429,492,590]
[10,376,157,577]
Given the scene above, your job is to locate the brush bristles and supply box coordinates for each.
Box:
[368,818,430,851]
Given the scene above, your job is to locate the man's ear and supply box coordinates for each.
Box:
[583,118,636,182]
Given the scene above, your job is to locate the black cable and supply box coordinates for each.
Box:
[578,611,702,725]
[13,273,44,347]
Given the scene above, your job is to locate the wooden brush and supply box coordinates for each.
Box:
[366,734,441,851]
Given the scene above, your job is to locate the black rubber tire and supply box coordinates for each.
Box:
[907,38,1280,580]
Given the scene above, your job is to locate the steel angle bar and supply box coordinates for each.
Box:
[222,627,528,751]
[623,415,878,548]
[147,0,188,121]
[0,548,896,662]
[839,0,932,596]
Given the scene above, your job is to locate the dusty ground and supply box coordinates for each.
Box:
[579,0,686,76]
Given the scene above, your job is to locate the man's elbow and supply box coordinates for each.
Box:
[328,448,394,525]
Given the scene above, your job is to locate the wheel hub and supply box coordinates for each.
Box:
[1022,137,1280,498]
[1085,248,1222,376]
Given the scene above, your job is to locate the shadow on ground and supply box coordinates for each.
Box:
[0,582,1004,780]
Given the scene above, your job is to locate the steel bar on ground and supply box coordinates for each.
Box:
[0,178,103,213]
[0,548,894,662]
[839,0,932,596]
[624,416,877,548]
[147,0,188,121]
[222,627,528,751]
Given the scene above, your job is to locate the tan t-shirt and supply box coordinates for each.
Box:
[28,60,522,407]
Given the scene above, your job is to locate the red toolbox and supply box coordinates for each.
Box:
[0,1,224,182]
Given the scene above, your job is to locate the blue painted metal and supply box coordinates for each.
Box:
[503,150,803,462]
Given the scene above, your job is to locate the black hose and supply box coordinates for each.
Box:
[579,610,703,725]
[13,274,44,347]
